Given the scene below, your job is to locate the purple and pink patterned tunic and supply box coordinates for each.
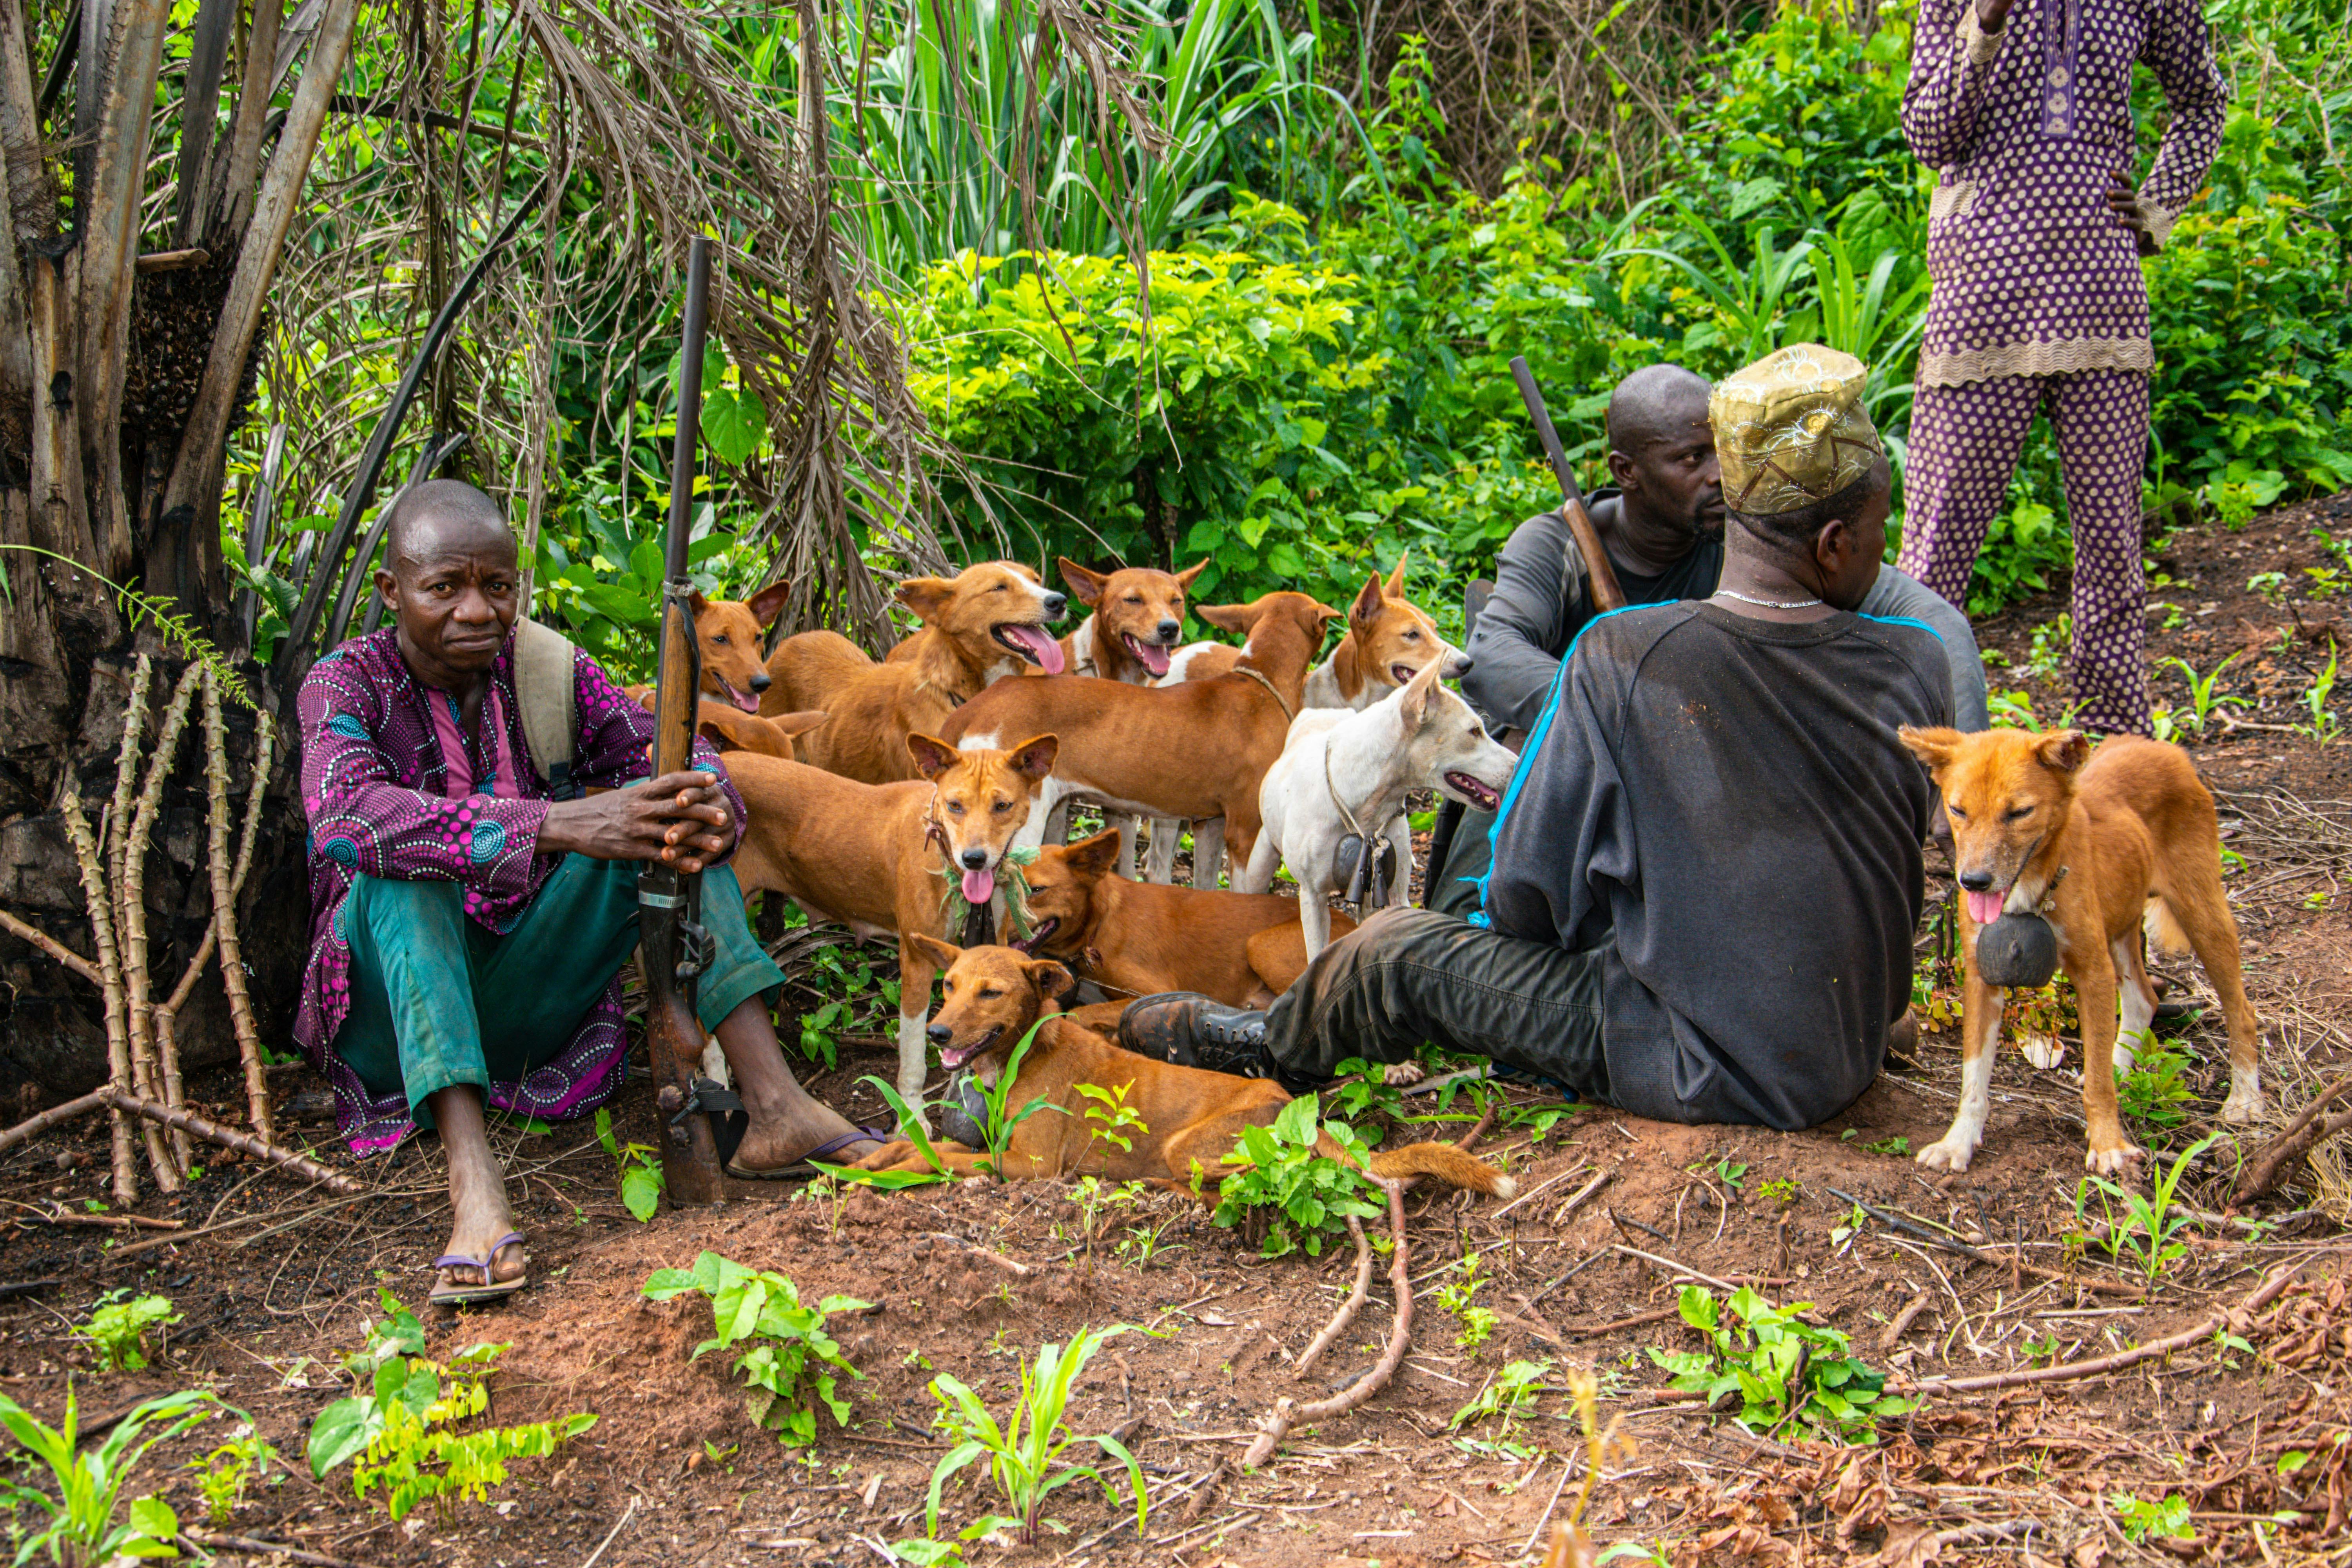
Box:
[295,628,744,1153]
[1904,0,2225,387]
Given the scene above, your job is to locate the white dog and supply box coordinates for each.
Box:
[1240,661,1517,958]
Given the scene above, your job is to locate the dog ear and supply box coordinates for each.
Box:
[1386,550,1409,597]
[1005,733,1060,780]
[1174,558,1210,593]
[688,589,711,619]
[895,577,956,623]
[906,733,960,778]
[696,709,811,759]
[1194,600,1254,636]
[2035,728,2092,774]
[746,579,793,630]
[1058,558,1107,606]
[1348,571,1385,628]
[1399,657,1444,727]
[1898,726,1963,774]
[1065,827,1122,880]
[907,933,961,971]
[1023,956,1078,1007]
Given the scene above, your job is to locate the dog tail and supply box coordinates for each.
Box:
[1365,1142,1517,1198]
[2144,895,2193,958]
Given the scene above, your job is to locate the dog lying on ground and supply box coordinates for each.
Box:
[851,938,1515,1196]
[1244,661,1516,956]
[724,731,1060,1103]
[939,592,1338,883]
[760,562,1067,784]
[1014,828,1356,1007]
[622,690,824,761]
[1898,726,2262,1174]
[1149,559,1466,888]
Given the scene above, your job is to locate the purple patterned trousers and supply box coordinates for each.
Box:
[1898,369,2152,735]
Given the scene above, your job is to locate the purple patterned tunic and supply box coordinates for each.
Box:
[1904,0,2225,387]
[296,628,744,1153]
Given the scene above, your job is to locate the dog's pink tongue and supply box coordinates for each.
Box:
[726,682,759,713]
[1965,889,2007,926]
[1129,636,1171,676]
[1004,624,1064,674]
[962,865,996,905]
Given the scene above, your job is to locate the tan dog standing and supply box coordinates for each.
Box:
[761,563,1067,784]
[724,731,1059,1104]
[1899,727,2262,1174]
[853,938,1515,1197]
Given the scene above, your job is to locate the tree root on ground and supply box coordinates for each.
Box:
[1246,1176,1408,1468]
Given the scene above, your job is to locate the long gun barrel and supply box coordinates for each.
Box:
[1510,356,1626,612]
[639,236,725,1208]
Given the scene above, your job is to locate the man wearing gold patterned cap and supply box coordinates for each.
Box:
[1116,348,1950,1132]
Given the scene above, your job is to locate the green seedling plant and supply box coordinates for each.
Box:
[1709,1158,1748,1189]
[642,1252,868,1445]
[2301,639,2339,743]
[2076,1133,2218,1288]
[2110,1491,2195,1543]
[2117,1032,2196,1127]
[72,1292,181,1374]
[1861,1135,1909,1157]
[186,1429,280,1524]
[921,1324,1146,1549]
[1209,1096,1383,1258]
[2247,570,2289,601]
[1436,1250,1498,1353]
[2025,613,2073,681]
[1649,1285,1912,1442]
[0,1384,221,1566]
[2162,653,2247,736]
[593,1108,665,1221]
[1759,1178,1800,1205]
[1449,1357,1550,1457]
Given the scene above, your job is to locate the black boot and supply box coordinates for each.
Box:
[1117,993,1276,1079]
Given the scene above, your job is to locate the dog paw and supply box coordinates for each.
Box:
[2085,1140,2144,1176]
[1916,1137,1978,1173]
[2220,1087,2268,1125]
[1381,1061,1426,1088]
[2020,1033,2065,1072]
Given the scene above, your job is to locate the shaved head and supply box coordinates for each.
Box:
[1605,364,1711,457]
[384,480,514,577]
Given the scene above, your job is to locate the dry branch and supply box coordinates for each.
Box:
[0,1089,111,1157]
[2234,1074,2352,1203]
[1829,1185,2145,1299]
[202,670,274,1141]
[1294,1215,1374,1376]
[1245,1176,1410,1468]
[123,666,203,1181]
[0,909,97,984]
[62,795,136,1204]
[101,1091,363,1196]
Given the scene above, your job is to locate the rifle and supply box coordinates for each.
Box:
[639,236,726,1208]
[1509,355,1626,613]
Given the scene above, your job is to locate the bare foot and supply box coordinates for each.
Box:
[714,995,882,1172]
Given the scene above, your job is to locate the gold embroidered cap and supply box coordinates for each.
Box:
[1710,345,1885,515]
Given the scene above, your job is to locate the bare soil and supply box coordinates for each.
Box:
[4,499,2351,1568]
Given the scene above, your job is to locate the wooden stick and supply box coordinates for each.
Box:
[203,670,274,1142]
[2233,1074,2352,1204]
[0,908,98,984]
[1611,1243,1739,1294]
[1244,1176,1410,1468]
[100,1090,363,1196]
[1827,1186,2145,1300]
[0,1089,111,1156]
[179,1531,373,1568]
[62,797,137,1204]
[1294,1215,1374,1376]
[1903,1262,2304,1396]
[123,666,203,1180]
[1878,1287,1933,1353]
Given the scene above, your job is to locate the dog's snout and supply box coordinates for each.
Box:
[926,1022,953,1046]
[1956,868,1996,892]
[750,671,772,691]
[960,847,989,869]
[1156,618,1180,641]
[1450,653,1474,677]
[1042,592,1069,620]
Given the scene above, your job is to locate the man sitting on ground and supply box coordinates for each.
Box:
[296,481,877,1305]
[1428,362,1985,915]
[1120,348,1946,1130]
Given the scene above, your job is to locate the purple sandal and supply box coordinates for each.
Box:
[429,1232,528,1307]
[725,1128,892,1181]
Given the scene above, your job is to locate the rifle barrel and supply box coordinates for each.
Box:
[1510,355,1627,612]
[665,237,713,583]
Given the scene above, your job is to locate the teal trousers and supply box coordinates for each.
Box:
[334,857,781,1128]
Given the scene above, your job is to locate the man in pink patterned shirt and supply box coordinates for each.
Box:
[1898,0,2225,733]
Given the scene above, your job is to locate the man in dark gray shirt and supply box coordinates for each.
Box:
[1429,366,1986,916]
[1118,348,1945,1131]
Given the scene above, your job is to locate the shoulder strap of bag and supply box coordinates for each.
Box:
[511,618,580,800]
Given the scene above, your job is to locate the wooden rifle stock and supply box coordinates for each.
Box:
[1509,355,1626,612]
[639,236,725,1208]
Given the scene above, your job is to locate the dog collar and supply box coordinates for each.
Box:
[1233,664,1296,722]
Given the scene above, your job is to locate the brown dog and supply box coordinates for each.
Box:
[1057,557,1207,683]
[762,562,1067,784]
[852,938,1514,1197]
[940,591,1339,879]
[1018,828,1354,1007]
[725,731,1059,1104]
[1899,727,2262,1174]
[691,582,794,711]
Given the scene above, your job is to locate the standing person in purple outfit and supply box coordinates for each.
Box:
[298,481,878,1305]
[1898,0,2226,733]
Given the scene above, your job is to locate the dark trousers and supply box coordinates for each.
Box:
[1426,804,1497,919]
[1261,907,1610,1100]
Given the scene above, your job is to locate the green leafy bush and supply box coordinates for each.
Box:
[641,1252,869,1445]
[1207,1096,1383,1258]
[1648,1284,1911,1441]
[73,1292,181,1374]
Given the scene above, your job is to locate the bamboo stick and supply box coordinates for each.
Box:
[0,1089,110,1156]
[60,799,136,1203]
[100,1090,362,1196]
[0,908,98,985]
[122,666,202,1183]
[202,669,274,1142]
